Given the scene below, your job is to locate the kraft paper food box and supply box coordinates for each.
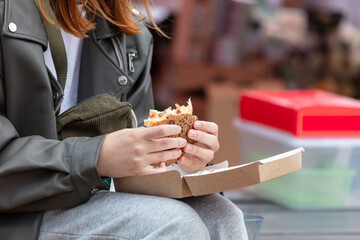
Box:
[114,148,303,198]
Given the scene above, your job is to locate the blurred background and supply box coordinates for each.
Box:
[135,0,360,239]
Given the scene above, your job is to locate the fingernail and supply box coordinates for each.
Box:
[181,138,187,145]
[178,149,183,157]
[194,122,201,128]
[186,144,193,152]
[189,130,197,137]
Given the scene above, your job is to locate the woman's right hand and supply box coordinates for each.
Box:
[97,125,186,178]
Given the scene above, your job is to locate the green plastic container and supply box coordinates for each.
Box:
[255,167,356,209]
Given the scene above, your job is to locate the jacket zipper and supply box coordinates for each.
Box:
[128,52,137,73]
[111,38,125,71]
[111,38,127,103]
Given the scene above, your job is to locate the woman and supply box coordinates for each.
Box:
[0,0,248,239]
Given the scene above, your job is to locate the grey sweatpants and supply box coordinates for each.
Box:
[39,191,248,240]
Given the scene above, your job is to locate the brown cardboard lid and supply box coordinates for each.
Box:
[258,149,303,182]
[183,163,261,196]
[183,148,303,196]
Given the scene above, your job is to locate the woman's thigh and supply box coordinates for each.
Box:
[39,191,210,240]
[40,191,247,240]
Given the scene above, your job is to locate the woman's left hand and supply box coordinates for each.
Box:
[177,120,220,171]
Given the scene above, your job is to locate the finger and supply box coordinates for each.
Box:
[177,154,207,172]
[143,125,181,140]
[148,149,182,165]
[188,129,220,151]
[159,162,166,168]
[193,121,219,136]
[183,143,214,163]
[148,137,187,153]
[140,164,168,175]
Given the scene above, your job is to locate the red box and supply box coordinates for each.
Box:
[240,90,360,137]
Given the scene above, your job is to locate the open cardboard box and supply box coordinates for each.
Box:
[114,148,303,198]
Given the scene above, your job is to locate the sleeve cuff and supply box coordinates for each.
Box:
[70,135,109,201]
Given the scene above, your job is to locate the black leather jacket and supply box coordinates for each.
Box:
[0,0,154,239]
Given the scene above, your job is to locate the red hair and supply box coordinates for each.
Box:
[36,0,165,38]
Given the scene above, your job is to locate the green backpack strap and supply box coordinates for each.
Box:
[34,0,68,111]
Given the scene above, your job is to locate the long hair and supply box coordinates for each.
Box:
[36,0,165,38]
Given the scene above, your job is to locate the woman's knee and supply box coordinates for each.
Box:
[182,194,248,239]
[155,198,211,239]
[199,194,244,220]
[205,195,248,239]
[208,194,246,229]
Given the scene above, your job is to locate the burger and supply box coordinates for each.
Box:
[144,98,197,166]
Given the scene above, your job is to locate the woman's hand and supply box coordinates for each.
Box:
[97,125,187,178]
[177,121,220,171]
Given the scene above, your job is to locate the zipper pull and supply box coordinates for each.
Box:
[54,93,64,116]
[128,52,137,73]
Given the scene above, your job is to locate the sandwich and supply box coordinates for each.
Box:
[144,98,197,166]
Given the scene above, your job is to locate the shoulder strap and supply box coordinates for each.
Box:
[34,0,68,91]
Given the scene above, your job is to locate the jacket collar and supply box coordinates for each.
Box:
[2,0,121,49]
[93,15,122,40]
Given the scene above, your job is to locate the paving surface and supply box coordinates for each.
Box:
[226,191,360,240]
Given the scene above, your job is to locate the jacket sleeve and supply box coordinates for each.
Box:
[0,115,109,213]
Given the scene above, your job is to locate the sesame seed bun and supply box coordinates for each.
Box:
[144,98,197,166]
